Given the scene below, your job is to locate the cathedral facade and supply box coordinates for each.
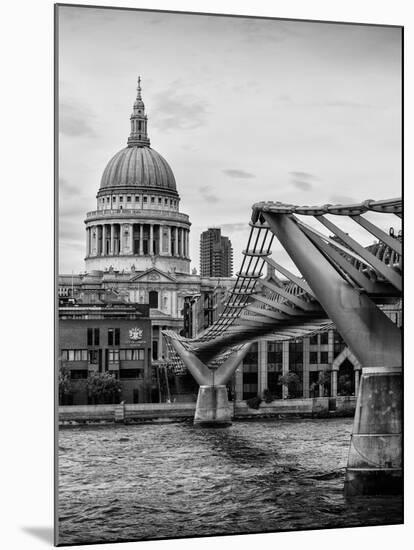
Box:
[60,78,209,366]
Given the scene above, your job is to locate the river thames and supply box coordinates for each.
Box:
[57,417,402,545]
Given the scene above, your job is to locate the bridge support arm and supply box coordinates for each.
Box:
[263,211,402,496]
[168,338,213,386]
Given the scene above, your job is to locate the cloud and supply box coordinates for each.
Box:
[199,185,219,204]
[59,99,96,137]
[151,86,209,131]
[290,171,315,179]
[289,171,317,192]
[222,169,255,179]
[291,179,313,191]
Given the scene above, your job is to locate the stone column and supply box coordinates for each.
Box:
[168,226,172,256]
[119,224,124,254]
[174,227,178,257]
[156,224,161,255]
[96,225,101,255]
[94,225,98,256]
[282,341,289,399]
[139,224,144,255]
[186,230,190,259]
[257,340,268,396]
[331,370,338,397]
[149,224,154,255]
[110,224,114,255]
[355,369,360,397]
[86,227,90,256]
[102,225,106,256]
[90,226,94,255]
[158,224,164,256]
[129,223,133,255]
[180,228,185,258]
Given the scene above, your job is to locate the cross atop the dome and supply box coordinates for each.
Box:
[137,76,142,100]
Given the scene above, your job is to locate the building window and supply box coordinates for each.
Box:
[108,349,120,362]
[87,328,99,346]
[108,328,120,346]
[112,196,116,202]
[149,290,158,309]
[143,196,148,203]
[135,195,139,202]
[310,334,318,345]
[165,198,168,205]
[310,351,318,364]
[107,197,110,203]
[289,340,303,366]
[320,332,329,345]
[120,349,145,361]
[320,351,329,363]
[127,195,131,202]
[62,349,88,361]
[151,196,155,203]
[267,341,282,365]
[88,350,99,364]
[119,196,123,202]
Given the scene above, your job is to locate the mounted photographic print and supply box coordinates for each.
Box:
[55,3,403,546]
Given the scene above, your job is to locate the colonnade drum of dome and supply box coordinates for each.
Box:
[163,197,402,496]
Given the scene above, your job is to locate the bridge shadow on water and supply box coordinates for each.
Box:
[189,422,279,467]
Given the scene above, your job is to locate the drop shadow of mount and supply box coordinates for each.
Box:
[21,526,54,545]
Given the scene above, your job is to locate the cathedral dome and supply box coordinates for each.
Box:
[85,77,191,276]
[99,145,177,194]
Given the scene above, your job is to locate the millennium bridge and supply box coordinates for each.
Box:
[163,197,402,496]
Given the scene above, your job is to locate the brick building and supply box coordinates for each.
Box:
[59,297,153,405]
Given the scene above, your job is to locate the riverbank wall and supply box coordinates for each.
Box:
[58,396,356,425]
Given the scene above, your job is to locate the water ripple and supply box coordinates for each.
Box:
[57,418,402,545]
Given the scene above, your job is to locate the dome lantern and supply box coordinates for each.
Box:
[127,76,150,148]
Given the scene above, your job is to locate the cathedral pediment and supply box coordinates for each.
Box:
[129,267,177,284]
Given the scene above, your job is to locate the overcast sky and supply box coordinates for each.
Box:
[58,6,402,275]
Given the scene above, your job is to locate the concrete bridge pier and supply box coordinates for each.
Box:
[167,337,251,427]
[344,366,402,495]
[194,385,232,427]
